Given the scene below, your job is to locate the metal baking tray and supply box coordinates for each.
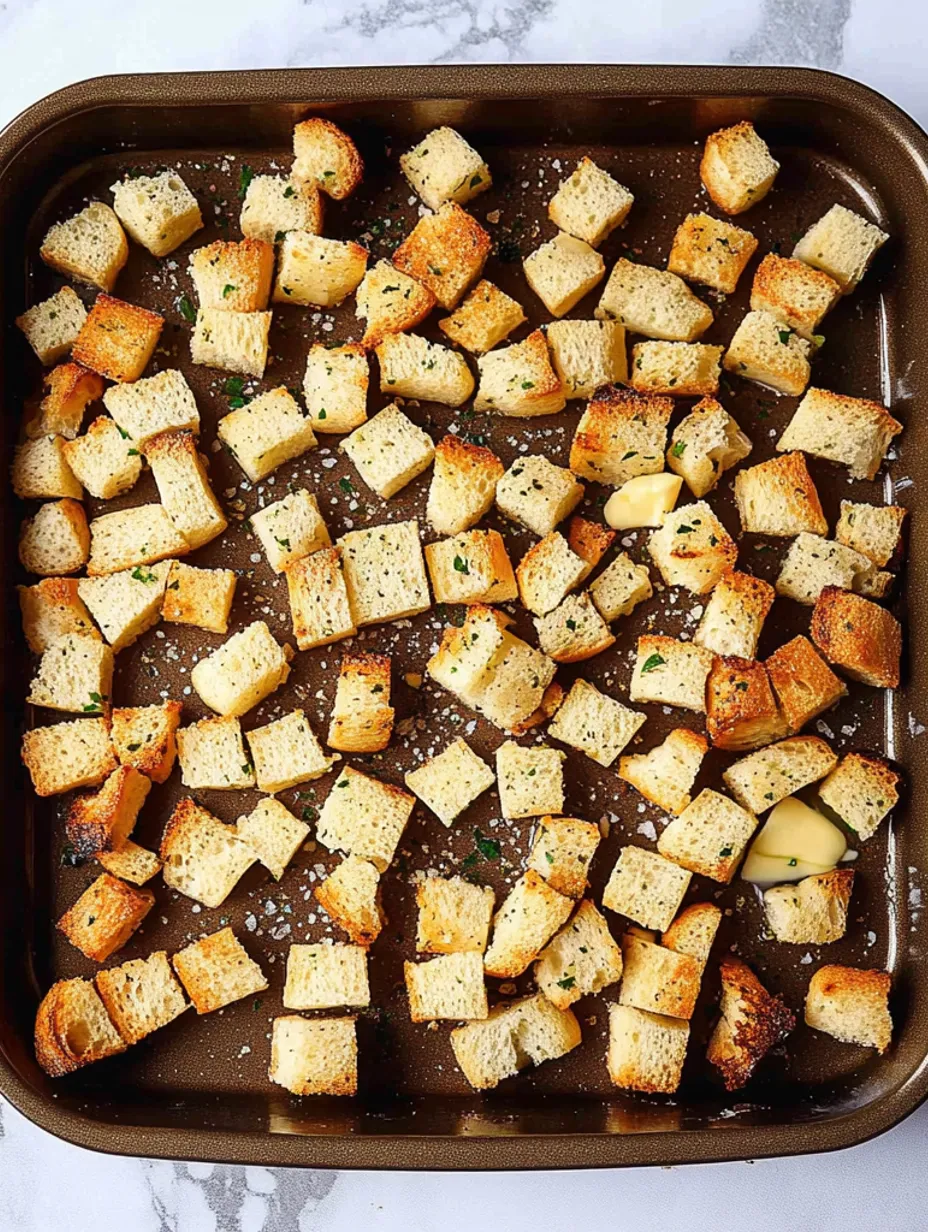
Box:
[1,64,927,1169]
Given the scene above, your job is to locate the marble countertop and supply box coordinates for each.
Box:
[1,0,926,1228]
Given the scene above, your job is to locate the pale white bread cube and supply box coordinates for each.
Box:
[58,873,150,981]
[64,764,150,859]
[425,529,516,605]
[693,569,774,659]
[235,798,309,881]
[723,310,811,396]
[426,433,504,536]
[189,237,274,312]
[191,307,271,378]
[87,505,188,577]
[34,977,127,1076]
[619,935,701,1021]
[273,232,368,307]
[176,715,255,791]
[40,201,128,291]
[328,651,394,754]
[112,170,202,257]
[102,367,199,447]
[777,387,902,481]
[190,620,291,718]
[19,498,90,577]
[483,870,574,978]
[667,212,758,294]
[548,156,634,247]
[393,201,490,310]
[285,547,357,651]
[619,727,708,816]
[269,1015,358,1096]
[566,514,616,582]
[250,489,330,573]
[570,386,673,486]
[72,294,163,383]
[764,868,854,944]
[548,678,645,769]
[95,951,188,1045]
[661,902,722,975]
[111,700,182,784]
[775,533,875,606]
[733,451,827,537]
[315,765,415,872]
[766,635,848,732]
[303,342,369,434]
[315,855,385,947]
[416,875,495,954]
[595,258,713,340]
[535,591,615,663]
[524,231,605,317]
[97,840,162,886]
[27,631,113,715]
[810,586,901,689]
[648,500,737,595]
[723,735,837,814]
[399,126,491,211]
[438,279,526,354]
[607,1003,689,1094]
[12,435,82,500]
[21,717,116,797]
[240,173,323,244]
[835,500,906,568]
[245,709,337,793]
[340,403,434,499]
[283,943,370,1010]
[18,577,98,654]
[217,386,317,484]
[474,329,566,417]
[450,993,580,1091]
[16,287,87,366]
[629,635,715,712]
[792,203,889,293]
[526,816,601,899]
[750,252,841,339]
[658,788,758,883]
[293,116,364,199]
[631,341,723,397]
[495,741,565,820]
[666,396,752,498]
[705,655,787,753]
[144,429,227,550]
[817,752,900,842]
[339,519,430,625]
[495,454,583,536]
[77,561,170,652]
[355,259,436,349]
[707,956,795,1091]
[589,551,653,622]
[162,560,236,635]
[27,362,104,441]
[161,798,256,908]
[602,845,692,931]
[804,964,892,1053]
[172,926,268,1015]
[546,319,627,399]
[405,952,488,1022]
[61,416,141,500]
[700,121,779,215]
[405,738,494,828]
[375,331,475,406]
[535,900,623,1009]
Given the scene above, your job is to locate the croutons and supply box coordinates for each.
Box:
[27,631,113,716]
[425,529,517,605]
[764,868,855,944]
[595,258,713,340]
[375,332,475,406]
[96,840,162,885]
[302,341,369,434]
[602,845,692,932]
[65,764,150,859]
[144,429,227,550]
[354,259,436,349]
[534,592,615,663]
[426,433,504,536]
[61,416,141,500]
[700,121,779,214]
[190,620,291,717]
[269,1015,358,1097]
[339,519,431,624]
[606,1004,689,1095]
[111,700,181,783]
[496,454,583,536]
[526,816,601,899]
[57,872,153,963]
[19,498,89,577]
[27,362,104,439]
[666,396,752,498]
[707,956,795,1090]
[111,169,202,256]
[629,635,715,713]
[630,341,723,397]
[619,728,708,816]
[723,310,811,396]
[535,900,623,1009]
[694,569,774,659]
[750,252,841,339]
[810,587,901,689]
[450,993,580,1090]
[792,203,889,293]
[315,765,415,872]
[474,328,566,417]
[34,978,127,1076]
[162,560,236,635]
[399,126,490,211]
[18,577,98,654]
[393,202,490,309]
[404,738,495,827]
[619,935,701,1020]
[12,435,82,500]
[515,531,585,616]
[547,677,645,768]
[416,875,495,955]
[189,237,274,311]
[775,533,874,606]
[161,798,256,908]
[273,232,368,307]
[40,201,128,291]
[804,965,892,1052]
[817,752,900,842]
[191,308,271,377]
[293,116,363,199]
[661,902,722,973]
[766,635,847,731]
[285,546,357,651]
[836,501,906,568]
[72,293,163,383]
[570,387,670,486]
[777,387,902,481]
[733,451,827,537]
[176,714,255,791]
[723,736,838,814]
[250,489,331,574]
[483,871,574,978]
[102,367,199,446]
[567,515,616,582]
[327,652,394,754]
[284,943,370,1011]
[706,655,786,752]
[340,403,434,499]
[77,561,170,652]
[658,788,758,882]
[548,156,634,247]
[405,951,488,1022]
[95,951,188,1045]
[667,212,758,294]
[240,173,323,244]
[234,798,309,881]
[246,708,336,793]
[315,855,384,946]
[172,926,268,1015]
[523,231,605,317]
[217,386,317,484]
[648,500,737,595]
[16,287,87,366]
[588,551,653,622]
[438,279,526,354]
[86,505,188,576]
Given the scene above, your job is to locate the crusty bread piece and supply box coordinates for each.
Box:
[354,259,435,349]
[792,203,889,293]
[661,902,722,974]
[416,875,495,955]
[340,403,434,499]
[16,287,87,366]
[339,519,431,625]
[835,500,906,568]
[57,871,154,963]
[723,735,838,814]
[73,293,162,383]
[496,453,583,535]
[191,307,271,378]
[240,173,323,245]
[376,331,475,406]
[400,126,490,211]
[27,362,104,439]
[535,900,623,1009]
[705,655,787,752]
[19,498,90,577]
[811,586,901,688]
[667,212,758,293]
[404,738,495,827]
[700,121,779,214]
[162,560,236,635]
[602,845,692,931]
[548,156,634,247]
[34,978,127,1077]
[817,752,900,842]
[284,943,370,1010]
[723,310,811,396]
[21,717,116,797]
[18,577,98,654]
[285,546,357,651]
[13,434,82,500]
[666,395,752,498]
[694,569,773,659]
[405,952,488,1022]
[40,201,128,291]
[251,489,331,573]
[327,652,394,754]
[570,385,673,486]
[526,816,601,899]
[596,258,713,340]
[176,714,256,791]
[474,328,566,417]
[630,341,723,397]
[515,531,585,616]
[393,201,490,309]
[765,868,855,944]
[269,1015,358,1096]
[733,451,827,537]
[524,231,605,317]
[426,529,517,605]
[246,709,337,793]
[450,993,580,1090]
[161,798,256,908]
[438,279,525,353]
[111,700,181,783]
[95,950,187,1046]
[567,515,615,581]
[97,840,162,886]
[190,620,292,717]
[315,855,385,946]
[547,677,645,768]
[293,116,364,199]
[619,728,708,816]
[648,500,737,595]
[629,634,715,713]
[172,927,268,1015]
[426,433,504,536]
[766,635,847,731]
[27,631,113,716]
[495,741,565,820]
[750,252,841,339]
[805,964,892,1052]
[86,504,189,576]
[112,169,202,256]
[619,935,701,1020]
[61,415,141,499]
[483,871,574,978]
[190,237,274,311]
[658,787,758,882]
[102,367,199,446]
[607,1003,689,1094]
[218,386,316,483]
[63,769,146,862]
[236,798,309,881]
[588,551,652,622]
[707,956,795,1090]
[775,533,874,606]
[273,232,368,307]
[777,387,902,481]
[144,429,227,550]
[535,591,615,663]
[315,765,414,872]
[303,341,368,434]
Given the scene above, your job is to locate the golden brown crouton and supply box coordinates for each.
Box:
[57,872,154,963]
[734,452,828,537]
[34,978,127,1076]
[667,212,758,293]
[700,121,779,214]
[111,700,182,783]
[570,386,673,486]
[27,362,104,440]
[706,656,787,752]
[65,765,151,859]
[777,387,903,482]
[750,252,841,339]
[567,515,615,581]
[437,278,525,353]
[393,202,490,309]
[72,294,163,383]
[810,587,902,688]
[293,116,364,199]
[765,635,847,731]
[707,956,795,1090]
[189,237,274,311]
[805,964,892,1052]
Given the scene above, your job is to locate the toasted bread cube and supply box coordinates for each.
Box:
[588,552,652,622]
[354,259,436,348]
[535,592,615,663]
[765,635,847,731]
[405,738,494,827]
[667,212,758,293]
[811,587,901,688]
[176,715,255,790]
[21,717,116,797]
[40,201,128,291]
[375,332,474,406]
[303,342,368,434]
[619,935,701,1020]
[112,169,202,257]
[474,329,566,417]
[764,868,854,944]
[438,279,525,354]
[724,310,811,396]
[496,454,583,536]
[416,875,495,954]
[191,307,271,377]
[723,735,838,814]
[246,709,336,793]
[86,504,188,576]
[426,529,516,605]
[111,700,181,783]
[596,258,713,340]
[27,362,104,439]
[190,620,291,717]
[694,570,774,659]
[700,121,779,215]
[61,416,141,499]
[27,631,113,715]
[818,752,900,842]
[707,956,795,1090]
[775,533,874,606]
[793,203,889,293]
[546,319,627,400]
[95,951,187,1045]
[77,561,170,652]
[548,156,633,247]
[836,501,906,568]
[527,816,601,899]
[269,1015,357,1096]
[12,435,82,500]
[426,434,504,537]
[217,386,316,484]
[648,501,737,595]
[315,855,384,946]
[18,577,98,653]
[630,635,715,712]
[805,965,892,1052]
[73,294,162,383]
[293,116,363,199]
[570,386,672,487]
[495,742,565,820]
[16,287,87,366]
[236,798,309,881]
[65,765,151,859]
[451,993,580,1090]
[706,655,786,752]
[285,547,357,651]
[483,871,574,978]
[734,452,827,537]
[240,173,323,244]
[523,231,605,317]
[567,515,615,582]
[400,126,490,211]
[190,237,274,312]
[102,367,199,446]
[630,341,723,397]
[778,387,902,481]
[603,845,692,932]
[172,926,268,1014]
[162,561,236,635]
[658,788,758,883]
[546,677,645,769]
[405,952,488,1022]
[34,978,127,1076]
[19,498,90,577]
[144,429,227,550]
[161,798,256,907]
[273,232,367,307]
[328,652,394,754]
[535,900,622,1009]
[339,520,431,625]
[619,728,708,816]
[250,489,330,574]
[392,201,490,310]
[316,766,414,872]
[661,902,722,974]
[750,253,841,339]
[57,872,153,963]
[666,396,752,498]
[283,943,369,1011]
[607,1003,689,1094]
[340,403,434,499]
[97,840,162,885]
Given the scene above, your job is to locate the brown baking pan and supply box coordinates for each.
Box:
[1,64,927,1170]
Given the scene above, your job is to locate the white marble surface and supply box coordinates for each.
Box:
[2,0,928,1228]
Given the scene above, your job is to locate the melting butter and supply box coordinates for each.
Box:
[604,473,683,530]
[741,796,848,887]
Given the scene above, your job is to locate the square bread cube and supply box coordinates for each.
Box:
[40,201,128,291]
[648,500,737,595]
[96,840,162,885]
[535,900,623,1009]
[483,871,574,978]
[607,1003,689,1094]
[438,279,526,354]
[316,765,415,871]
[95,951,187,1044]
[218,386,316,483]
[16,287,87,366]
[546,319,627,399]
[589,552,653,622]
[694,569,774,659]
[102,367,199,446]
[793,203,889,293]
[548,156,634,247]
[836,501,906,568]
[596,258,713,341]
[495,741,565,819]
[161,798,256,907]
[570,386,673,486]
[700,121,779,215]
[723,734,837,814]
[778,387,902,481]
[303,342,368,434]
[817,752,900,842]
[666,396,752,498]
[775,533,874,606]
[111,169,202,257]
[734,452,827,537]
[111,700,182,783]
[527,816,601,899]
[65,766,148,866]
[61,416,141,499]
[269,1015,358,1096]
[667,212,758,294]
[340,403,434,499]
[172,926,268,1014]
[354,259,436,349]
[27,631,114,715]
[405,738,494,827]
[315,855,384,946]
[630,341,723,397]
[77,561,171,652]
[399,126,491,211]
[766,635,847,731]
[191,308,271,377]
[723,310,811,396]
[163,561,236,634]
[21,717,116,797]
[285,547,357,651]
[535,592,616,663]
[176,715,255,790]
[629,635,715,712]
[327,651,394,754]
[426,605,513,706]
[496,454,583,536]
[474,329,566,417]
[450,993,581,1090]
[236,798,309,881]
[804,964,892,1053]
[284,943,370,1011]
[811,587,902,689]
[190,237,274,312]
[292,116,363,199]
[250,489,331,573]
[86,504,189,576]
[246,709,337,793]
[516,531,587,616]
[658,788,758,882]
[240,173,323,244]
[339,520,431,625]
[619,935,701,1020]
[19,498,90,577]
[375,332,474,407]
[764,868,854,944]
[425,529,516,605]
[144,429,227,550]
[393,201,490,309]
[57,872,154,963]
[416,875,495,954]
[547,677,646,767]
[426,433,504,536]
[523,231,605,317]
[18,577,99,654]
[706,655,786,752]
[273,232,367,307]
[567,515,615,582]
[190,620,291,717]
[27,362,103,440]
[602,846,692,932]
[73,294,162,383]
[470,631,557,732]
[405,952,488,1022]
[619,727,709,816]
[34,978,127,1076]
[12,435,82,500]
[750,253,841,339]
[661,902,723,972]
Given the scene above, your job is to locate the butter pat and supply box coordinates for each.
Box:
[741,796,847,887]
[604,473,683,531]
